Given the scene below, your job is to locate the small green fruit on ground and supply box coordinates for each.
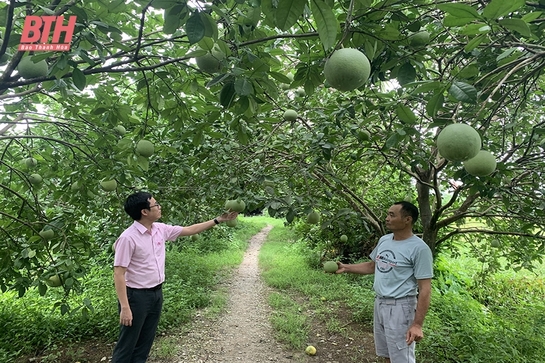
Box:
[437,123,481,162]
[18,56,48,79]
[305,345,317,355]
[324,48,371,92]
[283,109,298,121]
[306,211,321,224]
[136,139,155,157]
[191,234,199,241]
[39,229,55,240]
[340,234,348,242]
[463,150,497,177]
[25,157,37,168]
[226,218,238,227]
[29,173,42,185]
[324,261,338,273]
[46,275,62,287]
[409,31,430,47]
[100,179,117,191]
[491,240,501,248]
[196,48,225,73]
[114,125,126,135]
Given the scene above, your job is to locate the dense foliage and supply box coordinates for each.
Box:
[0,0,544,305]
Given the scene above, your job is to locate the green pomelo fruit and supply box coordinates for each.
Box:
[463,150,497,177]
[25,157,37,168]
[18,57,49,79]
[229,199,245,212]
[191,234,199,241]
[437,123,481,162]
[46,275,62,287]
[196,48,225,73]
[296,88,306,97]
[136,140,154,157]
[71,181,81,191]
[324,48,371,92]
[100,179,117,191]
[39,229,55,240]
[324,261,338,273]
[283,109,298,121]
[491,240,501,248]
[29,173,42,185]
[306,211,321,224]
[409,31,430,47]
[340,234,348,242]
[358,130,371,142]
[114,125,126,135]
[226,218,238,227]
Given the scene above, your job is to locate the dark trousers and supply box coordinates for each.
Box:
[111,286,163,363]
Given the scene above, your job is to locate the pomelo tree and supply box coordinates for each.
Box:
[0,0,544,305]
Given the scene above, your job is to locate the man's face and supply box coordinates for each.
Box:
[385,204,411,231]
[144,197,162,220]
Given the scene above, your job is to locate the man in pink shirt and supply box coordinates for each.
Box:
[111,191,238,363]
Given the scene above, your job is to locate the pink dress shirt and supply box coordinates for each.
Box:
[113,221,183,289]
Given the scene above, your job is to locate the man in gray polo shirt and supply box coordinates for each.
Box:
[336,201,433,363]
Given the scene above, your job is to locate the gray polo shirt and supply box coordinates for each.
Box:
[369,233,433,299]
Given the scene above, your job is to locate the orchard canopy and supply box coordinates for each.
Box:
[0,0,544,297]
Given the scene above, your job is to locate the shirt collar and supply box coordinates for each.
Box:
[133,220,154,234]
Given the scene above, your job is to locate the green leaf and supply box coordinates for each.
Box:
[310,0,338,50]
[396,104,417,124]
[483,0,525,20]
[163,5,184,34]
[234,78,254,96]
[286,209,295,223]
[449,81,477,104]
[437,3,480,19]
[186,12,205,44]
[443,15,474,27]
[464,34,486,52]
[426,92,444,117]
[220,82,236,108]
[397,63,417,87]
[411,81,444,94]
[276,0,307,31]
[499,18,532,38]
[72,68,86,91]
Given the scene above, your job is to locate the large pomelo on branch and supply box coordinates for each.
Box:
[409,31,430,47]
[225,199,245,212]
[136,140,155,157]
[18,56,48,79]
[46,275,62,287]
[324,48,371,92]
[306,210,321,224]
[100,179,117,191]
[436,123,481,162]
[226,218,238,227]
[283,109,298,121]
[196,48,225,73]
[29,173,42,185]
[463,150,497,177]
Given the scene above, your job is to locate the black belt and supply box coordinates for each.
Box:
[128,283,162,291]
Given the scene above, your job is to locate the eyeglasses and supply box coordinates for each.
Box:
[149,203,161,209]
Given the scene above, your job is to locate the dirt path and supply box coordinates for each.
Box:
[149,225,302,363]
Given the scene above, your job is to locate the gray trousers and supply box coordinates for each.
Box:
[111,286,163,363]
[374,296,417,363]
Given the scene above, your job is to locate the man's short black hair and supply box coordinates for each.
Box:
[394,201,419,225]
[124,191,152,220]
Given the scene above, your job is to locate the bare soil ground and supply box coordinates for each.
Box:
[18,226,379,363]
